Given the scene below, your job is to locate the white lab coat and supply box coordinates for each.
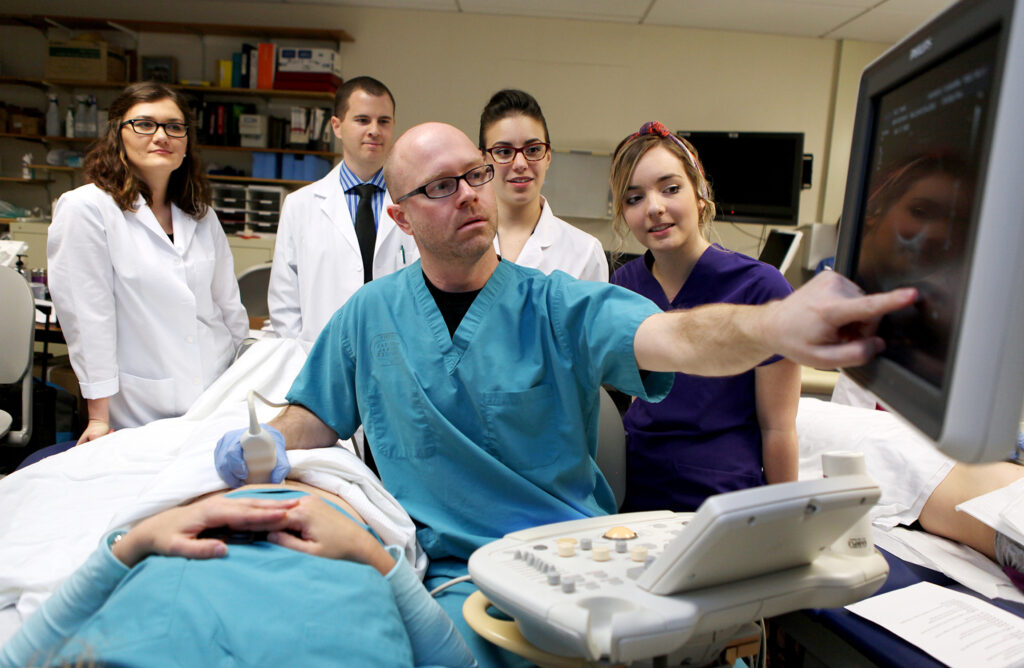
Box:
[494,197,609,281]
[268,163,419,345]
[48,184,249,430]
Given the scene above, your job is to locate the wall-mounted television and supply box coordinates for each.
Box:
[677,131,804,226]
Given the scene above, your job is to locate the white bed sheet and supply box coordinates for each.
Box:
[0,338,424,644]
[797,397,1022,603]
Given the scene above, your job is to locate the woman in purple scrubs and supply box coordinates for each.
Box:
[608,122,801,511]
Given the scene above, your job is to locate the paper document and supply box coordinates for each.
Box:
[958,479,1024,546]
[846,582,1024,668]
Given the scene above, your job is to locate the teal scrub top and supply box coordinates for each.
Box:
[52,490,415,668]
[287,260,672,564]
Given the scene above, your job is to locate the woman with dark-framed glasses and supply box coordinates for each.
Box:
[47,81,248,442]
[478,89,608,281]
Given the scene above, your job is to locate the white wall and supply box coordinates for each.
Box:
[0,1,893,260]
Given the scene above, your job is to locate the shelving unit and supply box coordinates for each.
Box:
[1,13,348,263]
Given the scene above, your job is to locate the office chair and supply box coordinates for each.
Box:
[0,266,35,446]
[596,386,627,509]
[236,262,273,320]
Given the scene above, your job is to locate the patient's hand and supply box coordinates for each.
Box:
[268,495,397,576]
[112,495,298,568]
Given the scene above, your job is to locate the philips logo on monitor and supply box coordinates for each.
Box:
[910,37,933,60]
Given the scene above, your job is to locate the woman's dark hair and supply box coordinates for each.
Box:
[84,81,211,217]
[478,89,550,149]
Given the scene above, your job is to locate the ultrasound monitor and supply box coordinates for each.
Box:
[834,0,1024,462]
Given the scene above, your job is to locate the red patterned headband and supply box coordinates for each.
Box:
[616,121,709,200]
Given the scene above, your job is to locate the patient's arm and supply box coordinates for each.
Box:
[918,462,1024,560]
[385,547,476,667]
[269,403,340,451]
[0,533,125,667]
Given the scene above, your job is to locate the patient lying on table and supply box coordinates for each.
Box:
[0,481,474,668]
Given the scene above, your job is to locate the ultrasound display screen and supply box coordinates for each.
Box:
[854,32,998,389]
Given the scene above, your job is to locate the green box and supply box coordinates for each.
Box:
[44,41,127,82]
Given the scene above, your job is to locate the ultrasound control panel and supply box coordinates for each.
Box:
[468,478,890,664]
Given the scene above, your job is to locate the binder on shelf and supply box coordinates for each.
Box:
[231,52,243,88]
[256,43,276,89]
[240,43,255,88]
[218,59,233,88]
[289,107,309,146]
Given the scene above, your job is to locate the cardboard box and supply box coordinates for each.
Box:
[45,41,127,82]
[276,47,342,77]
[9,112,42,136]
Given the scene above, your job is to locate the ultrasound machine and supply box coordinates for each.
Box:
[465,0,1024,664]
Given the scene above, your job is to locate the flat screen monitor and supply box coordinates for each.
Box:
[834,0,1024,462]
[677,131,804,226]
[758,229,803,274]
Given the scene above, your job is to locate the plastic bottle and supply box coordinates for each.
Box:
[85,95,98,137]
[45,95,61,137]
[65,107,75,138]
[74,96,88,138]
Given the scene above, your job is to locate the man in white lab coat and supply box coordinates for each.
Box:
[268,76,419,347]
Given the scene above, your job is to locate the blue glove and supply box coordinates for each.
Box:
[214,424,289,487]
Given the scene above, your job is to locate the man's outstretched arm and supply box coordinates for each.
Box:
[634,270,917,375]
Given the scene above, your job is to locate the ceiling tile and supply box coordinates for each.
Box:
[279,0,459,8]
[827,0,957,42]
[458,0,648,23]
[645,0,867,38]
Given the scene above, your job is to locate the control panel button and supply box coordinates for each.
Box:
[603,526,637,540]
[592,545,610,562]
[631,546,649,562]
[558,542,576,557]
[562,580,576,594]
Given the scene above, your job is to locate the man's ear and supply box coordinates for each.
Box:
[387,204,413,236]
[330,116,343,140]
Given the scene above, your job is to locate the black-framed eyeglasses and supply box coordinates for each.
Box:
[120,119,189,138]
[396,164,495,202]
[485,142,550,164]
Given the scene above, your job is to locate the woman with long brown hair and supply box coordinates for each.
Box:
[47,82,247,442]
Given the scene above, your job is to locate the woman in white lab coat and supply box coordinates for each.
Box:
[478,89,608,281]
[48,82,248,442]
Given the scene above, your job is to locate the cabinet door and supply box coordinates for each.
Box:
[9,222,50,272]
[227,236,276,276]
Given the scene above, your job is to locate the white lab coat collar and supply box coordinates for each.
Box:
[129,194,197,253]
[315,162,398,257]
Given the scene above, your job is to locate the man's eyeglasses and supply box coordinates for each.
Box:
[120,119,189,138]
[485,142,550,164]
[396,164,495,202]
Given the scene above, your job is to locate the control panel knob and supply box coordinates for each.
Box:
[592,545,610,562]
[631,546,649,562]
[615,541,627,554]
[558,541,576,557]
[562,580,576,594]
[603,526,637,540]
[580,538,592,550]
[548,573,561,586]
